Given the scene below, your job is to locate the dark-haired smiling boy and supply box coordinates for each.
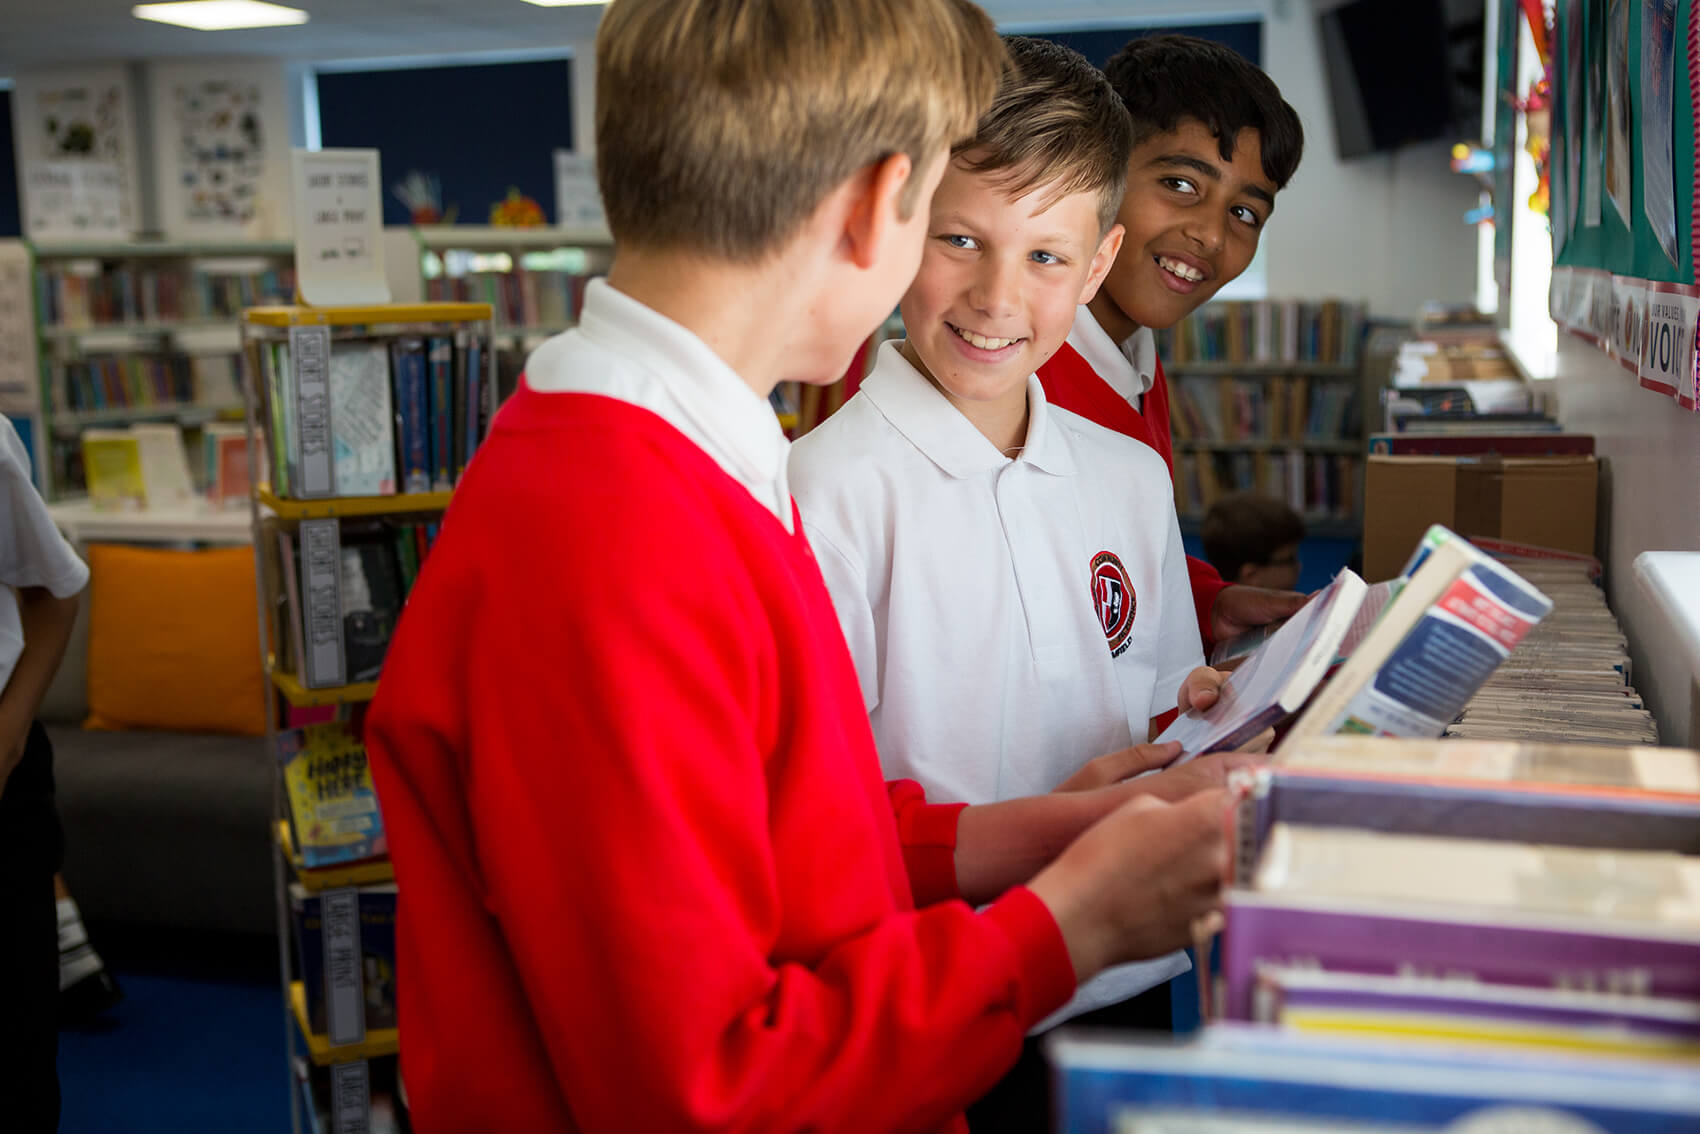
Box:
[1039,34,1313,649]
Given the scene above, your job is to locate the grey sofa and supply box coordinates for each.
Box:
[42,590,277,936]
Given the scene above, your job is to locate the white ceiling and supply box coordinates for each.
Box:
[0,0,1221,75]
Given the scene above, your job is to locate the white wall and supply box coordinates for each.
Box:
[1546,336,1700,745]
[1000,0,1483,319]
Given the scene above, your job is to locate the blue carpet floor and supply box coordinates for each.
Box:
[58,931,291,1134]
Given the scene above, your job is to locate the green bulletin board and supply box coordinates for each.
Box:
[1550,0,1695,284]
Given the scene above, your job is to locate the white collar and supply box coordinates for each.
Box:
[1066,306,1157,403]
[857,341,1074,479]
[533,278,790,500]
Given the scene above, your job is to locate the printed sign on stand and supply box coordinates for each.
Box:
[292,149,390,307]
[321,885,366,1047]
[1638,284,1698,400]
[553,149,607,233]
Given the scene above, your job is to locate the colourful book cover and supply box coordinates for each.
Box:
[276,721,386,868]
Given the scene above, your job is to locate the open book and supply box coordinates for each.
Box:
[1154,568,1368,759]
[1282,525,1553,744]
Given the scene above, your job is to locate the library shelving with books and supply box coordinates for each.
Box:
[27,239,297,498]
[242,300,496,1134]
[1156,298,1369,537]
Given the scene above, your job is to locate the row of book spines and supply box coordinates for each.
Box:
[425,270,593,327]
[1174,451,1360,519]
[275,518,440,689]
[1170,376,1358,443]
[35,267,297,327]
[1156,299,1366,365]
[57,353,240,412]
[260,335,487,500]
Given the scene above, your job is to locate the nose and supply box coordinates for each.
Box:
[1183,209,1226,257]
[968,254,1022,319]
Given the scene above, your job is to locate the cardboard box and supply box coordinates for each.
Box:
[1362,454,1597,582]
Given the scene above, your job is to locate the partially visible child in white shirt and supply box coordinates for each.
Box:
[0,414,90,1129]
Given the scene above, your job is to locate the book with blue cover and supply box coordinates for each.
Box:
[427,335,454,491]
[1048,1025,1700,1133]
[389,338,430,494]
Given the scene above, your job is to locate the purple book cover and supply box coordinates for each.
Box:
[1223,894,1700,1021]
[1240,772,1700,876]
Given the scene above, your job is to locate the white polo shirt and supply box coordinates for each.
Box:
[0,416,89,692]
[790,342,1201,1023]
[1065,305,1158,410]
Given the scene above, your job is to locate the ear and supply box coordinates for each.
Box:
[1076,222,1124,305]
[842,152,917,270]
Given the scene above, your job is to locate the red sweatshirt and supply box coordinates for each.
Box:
[1037,342,1232,647]
[365,387,1074,1133]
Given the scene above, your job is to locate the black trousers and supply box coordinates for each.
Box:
[0,722,62,1132]
[964,979,1172,1134]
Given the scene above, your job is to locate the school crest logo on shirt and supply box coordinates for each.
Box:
[1090,550,1136,658]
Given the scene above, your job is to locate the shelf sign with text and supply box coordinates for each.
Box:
[553,150,607,233]
[292,149,391,307]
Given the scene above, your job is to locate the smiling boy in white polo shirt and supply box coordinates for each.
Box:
[790,37,1238,1061]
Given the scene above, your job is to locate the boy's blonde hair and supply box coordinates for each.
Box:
[954,36,1134,232]
[596,0,1006,263]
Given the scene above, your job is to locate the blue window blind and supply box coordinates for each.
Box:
[315,58,574,227]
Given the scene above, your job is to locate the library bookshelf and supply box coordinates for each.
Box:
[26,239,296,498]
[242,299,494,1134]
[1158,298,1371,538]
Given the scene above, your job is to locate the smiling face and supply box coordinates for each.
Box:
[900,157,1122,442]
[1090,118,1278,343]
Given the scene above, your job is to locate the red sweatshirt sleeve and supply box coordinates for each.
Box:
[887,780,968,907]
[1188,554,1233,649]
[371,425,1075,1134]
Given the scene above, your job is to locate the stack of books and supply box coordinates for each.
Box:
[1446,551,1656,745]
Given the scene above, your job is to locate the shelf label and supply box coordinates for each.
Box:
[322,885,366,1047]
[292,149,391,307]
[331,1059,371,1134]
[289,324,334,498]
[1640,285,1700,407]
[300,517,348,689]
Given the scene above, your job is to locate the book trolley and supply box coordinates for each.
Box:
[242,300,495,1134]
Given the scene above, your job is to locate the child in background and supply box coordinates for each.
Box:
[0,415,91,1132]
[1203,492,1305,591]
[1038,33,1311,648]
[791,38,1257,1129]
[365,5,1235,1131]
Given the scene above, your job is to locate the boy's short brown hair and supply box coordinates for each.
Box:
[953,36,1134,232]
[595,0,1006,263]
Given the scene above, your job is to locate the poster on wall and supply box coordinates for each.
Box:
[1564,0,1583,240]
[149,61,294,240]
[8,68,140,240]
[1582,0,1605,226]
[1603,0,1633,227]
[1642,0,1680,265]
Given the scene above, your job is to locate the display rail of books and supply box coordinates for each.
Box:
[1157,299,1369,539]
[243,300,494,1134]
[32,239,297,499]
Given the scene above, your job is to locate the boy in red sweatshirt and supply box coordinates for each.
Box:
[367,4,1234,1131]
[1039,34,1312,649]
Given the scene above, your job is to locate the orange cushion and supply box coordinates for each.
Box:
[85,544,266,736]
